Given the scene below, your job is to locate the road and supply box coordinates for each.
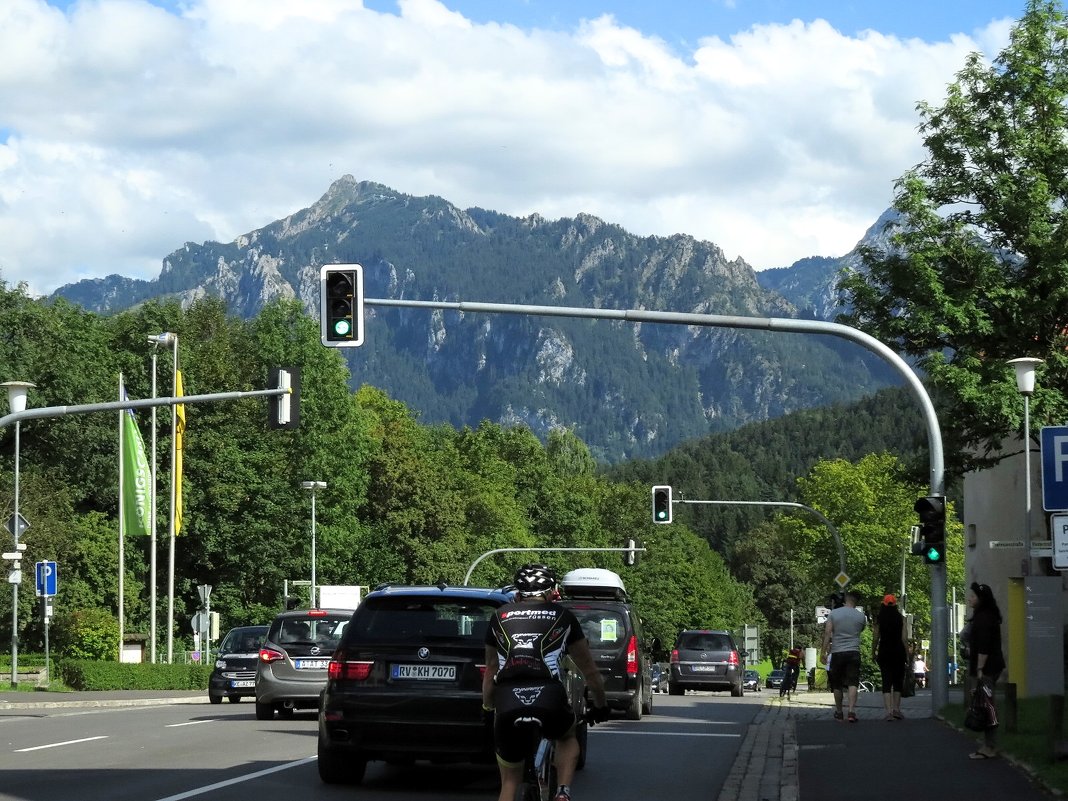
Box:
[0,691,763,800]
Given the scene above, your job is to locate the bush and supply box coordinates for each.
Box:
[52,608,120,661]
[56,659,211,691]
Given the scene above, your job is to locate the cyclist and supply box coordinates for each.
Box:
[781,645,803,699]
[483,563,609,801]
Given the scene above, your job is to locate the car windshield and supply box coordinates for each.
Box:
[677,632,732,651]
[351,598,499,642]
[219,626,267,654]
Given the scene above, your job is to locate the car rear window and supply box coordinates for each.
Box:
[676,632,733,651]
[270,615,351,648]
[348,598,500,643]
[567,607,627,650]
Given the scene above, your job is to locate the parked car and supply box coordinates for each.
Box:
[559,568,658,720]
[742,669,761,692]
[668,629,744,696]
[255,608,355,720]
[209,625,268,704]
[318,583,588,784]
[765,669,786,690]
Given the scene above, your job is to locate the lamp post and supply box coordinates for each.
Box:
[147,332,176,663]
[301,481,326,608]
[2,381,34,688]
[1008,357,1044,575]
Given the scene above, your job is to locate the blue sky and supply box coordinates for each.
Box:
[1,0,1024,294]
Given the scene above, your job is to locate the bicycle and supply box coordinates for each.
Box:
[780,665,799,700]
[512,716,557,801]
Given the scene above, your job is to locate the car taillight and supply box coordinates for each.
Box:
[259,647,284,663]
[728,650,739,667]
[626,635,638,675]
[670,649,679,663]
[327,659,373,681]
[477,664,487,679]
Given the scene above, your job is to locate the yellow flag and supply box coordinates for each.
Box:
[175,370,185,535]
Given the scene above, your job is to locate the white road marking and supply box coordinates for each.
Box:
[591,730,741,737]
[15,735,108,752]
[152,756,317,800]
[165,719,216,728]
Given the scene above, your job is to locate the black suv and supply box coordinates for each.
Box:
[317,583,588,784]
[669,629,743,696]
[209,625,268,704]
[558,568,656,720]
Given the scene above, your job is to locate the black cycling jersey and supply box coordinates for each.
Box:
[485,598,585,684]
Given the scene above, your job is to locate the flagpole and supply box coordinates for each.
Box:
[150,346,158,663]
[166,335,178,663]
[117,374,125,662]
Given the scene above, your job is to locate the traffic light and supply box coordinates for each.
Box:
[320,264,364,347]
[267,367,300,429]
[652,485,672,524]
[914,495,946,565]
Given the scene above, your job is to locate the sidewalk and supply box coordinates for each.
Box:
[0,689,205,710]
[717,688,1057,801]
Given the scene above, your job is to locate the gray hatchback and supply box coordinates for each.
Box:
[668,629,743,696]
[255,608,355,720]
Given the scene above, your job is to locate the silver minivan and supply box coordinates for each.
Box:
[669,629,744,696]
[255,608,354,720]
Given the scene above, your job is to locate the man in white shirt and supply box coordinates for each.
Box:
[821,591,867,722]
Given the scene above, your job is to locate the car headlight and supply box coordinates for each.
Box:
[215,660,226,669]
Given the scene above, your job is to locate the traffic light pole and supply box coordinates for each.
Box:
[463,546,646,586]
[365,296,949,713]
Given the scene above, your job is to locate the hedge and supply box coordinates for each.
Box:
[57,660,211,691]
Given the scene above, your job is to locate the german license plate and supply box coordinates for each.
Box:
[294,658,330,670]
[391,663,457,680]
[691,665,718,673]
[230,680,255,688]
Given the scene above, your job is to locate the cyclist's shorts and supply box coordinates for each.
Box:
[493,680,575,764]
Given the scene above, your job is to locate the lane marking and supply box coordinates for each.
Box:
[591,730,741,738]
[15,735,108,752]
[165,719,217,728]
[152,756,317,800]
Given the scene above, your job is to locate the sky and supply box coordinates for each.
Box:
[0,0,1025,297]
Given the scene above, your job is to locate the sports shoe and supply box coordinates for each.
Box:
[554,787,573,801]
[833,710,844,721]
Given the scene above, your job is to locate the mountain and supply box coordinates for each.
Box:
[53,176,899,462]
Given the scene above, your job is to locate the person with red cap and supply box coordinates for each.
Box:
[872,593,908,720]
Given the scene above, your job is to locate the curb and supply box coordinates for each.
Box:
[0,696,206,711]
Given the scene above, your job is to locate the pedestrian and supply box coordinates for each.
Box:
[872,594,908,720]
[912,654,928,689]
[781,644,803,699]
[820,589,867,722]
[967,581,1005,760]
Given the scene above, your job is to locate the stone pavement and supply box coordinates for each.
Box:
[716,687,1055,801]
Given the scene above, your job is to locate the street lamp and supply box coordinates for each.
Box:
[301,481,327,608]
[2,380,35,688]
[147,332,176,662]
[1008,357,1044,575]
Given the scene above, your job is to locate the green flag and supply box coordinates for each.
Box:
[121,388,151,537]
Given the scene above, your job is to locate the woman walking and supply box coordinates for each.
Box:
[873,594,908,720]
[967,581,1005,760]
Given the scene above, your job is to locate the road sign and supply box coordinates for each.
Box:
[989,540,1025,549]
[35,561,57,597]
[1051,514,1068,570]
[834,572,850,588]
[197,584,212,605]
[1031,539,1054,558]
[1042,426,1068,510]
[815,605,830,624]
[8,569,20,585]
[2,552,21,561]
[5,513,29,539]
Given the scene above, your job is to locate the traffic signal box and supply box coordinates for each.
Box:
[913,495,946,564]
[320,264,364,347]
[652,485,672,524]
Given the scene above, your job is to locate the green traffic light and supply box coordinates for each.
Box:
[656,510,667,520]
[332,319,352,337]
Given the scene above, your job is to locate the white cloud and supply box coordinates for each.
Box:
[0,0,1007,295]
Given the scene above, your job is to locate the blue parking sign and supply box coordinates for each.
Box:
[35,561,57,597]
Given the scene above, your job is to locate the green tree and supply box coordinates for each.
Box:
[839,0,1068,474]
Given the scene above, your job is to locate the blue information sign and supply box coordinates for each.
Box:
[35,560,57,597]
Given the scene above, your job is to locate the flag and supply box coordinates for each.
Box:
[121,386,151,537]
[175,370,185,535]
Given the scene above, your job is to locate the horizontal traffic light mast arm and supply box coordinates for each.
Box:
[0,387,289,430]
[366,297,944,497]
[680,498,846,584]
[463,546,646,586]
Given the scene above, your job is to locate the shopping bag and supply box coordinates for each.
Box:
[901,667,915,698]
[964,684,998,731]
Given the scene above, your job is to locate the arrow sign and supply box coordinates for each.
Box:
[2,552,21,561]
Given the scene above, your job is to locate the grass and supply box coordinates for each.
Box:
[941,692,1068,795]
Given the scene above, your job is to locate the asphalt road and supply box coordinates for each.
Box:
[0,691,764,801]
